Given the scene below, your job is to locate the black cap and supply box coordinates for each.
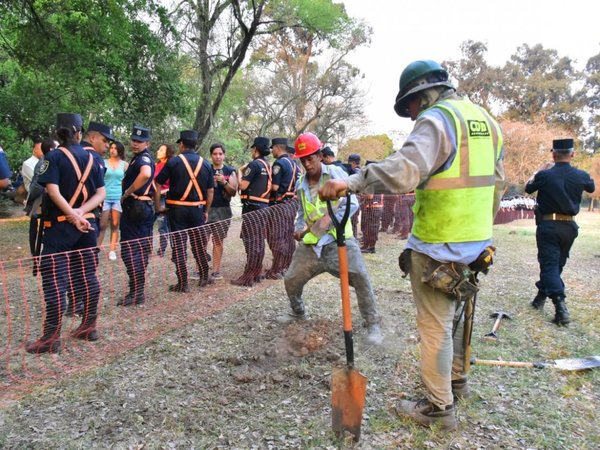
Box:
[176,129,199,143]
[321,146,335,157]
[130,125,151,142]
[56,113,83,132]
[552,138,574,153]
[251,136,270,151]
[348,153,361,163]
[88,121,114,141]
[271,137,288,148]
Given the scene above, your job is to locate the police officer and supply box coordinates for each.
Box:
[26,113,106,353]
[265,137,298,279]
[232,136,272,287]
[66,120,113,317]
[118,125,156,306]
[320,60,505,429]
[155,130,214,291]
[525,138,595,325]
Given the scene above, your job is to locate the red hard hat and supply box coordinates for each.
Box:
[294,132,322,158]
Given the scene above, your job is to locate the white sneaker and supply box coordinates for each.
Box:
[108,251,117,261]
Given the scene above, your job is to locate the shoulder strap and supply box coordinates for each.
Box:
[58,146,94,207]
[178,154,204,202]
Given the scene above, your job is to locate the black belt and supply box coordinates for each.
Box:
[541,213,574,221]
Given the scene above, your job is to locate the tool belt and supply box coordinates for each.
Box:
[422,258,479,301]
[541,213,574,221]
[43,212,96,228]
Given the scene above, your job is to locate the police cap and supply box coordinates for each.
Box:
[131,125,151,142]
[271,137,288,148]
[88,121,114,141]
[251,136,270,151]
[56,113,83,132]
[552,138,574,153]
[321,146,335,158]
[176,129,199,143]
[348,153,361,163]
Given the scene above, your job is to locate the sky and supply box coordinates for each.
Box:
[341,0,600,143]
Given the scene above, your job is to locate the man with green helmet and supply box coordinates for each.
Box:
[320,59,505,430]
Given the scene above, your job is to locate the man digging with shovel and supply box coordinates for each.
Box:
[320,60,505,430]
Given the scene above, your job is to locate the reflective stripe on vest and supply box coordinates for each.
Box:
[412,99,503,243]
[275,157,298,202]
[298,174,353,245]
[166,154,206,206]
[240,158,272,203]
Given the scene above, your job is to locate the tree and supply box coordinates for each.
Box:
[443,40,499,112]
[495,44,583,132]
[169,0,359,147]
[338,134,393,164]
[582,51,600,152]
[0,0,188,154]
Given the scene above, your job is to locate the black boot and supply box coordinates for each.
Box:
[26,320,62,354]
[531,292,546,310]
[552,296,571,326]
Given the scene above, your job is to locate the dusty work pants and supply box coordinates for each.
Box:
[283,238,380,326]
[409,250,466,409]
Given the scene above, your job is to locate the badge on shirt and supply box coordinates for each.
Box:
[244,167,251,177]
[273,165,281,176]
[38,160,50,175]
[141,156,151,164]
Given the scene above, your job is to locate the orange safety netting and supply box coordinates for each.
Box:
[0,194,528,405]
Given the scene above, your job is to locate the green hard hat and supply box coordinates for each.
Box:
[394,60,454,117]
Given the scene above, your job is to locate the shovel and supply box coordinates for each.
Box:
[472,356,600,371]
[327,194,367,442]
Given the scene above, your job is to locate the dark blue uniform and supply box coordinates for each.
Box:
[525,162,595,303]
[155,150,213,288]
[119,149,155,304]
[266,154,298,278]
[233,157,271,286]
[36,144,104,345]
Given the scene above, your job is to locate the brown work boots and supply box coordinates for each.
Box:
[395,398,457,430]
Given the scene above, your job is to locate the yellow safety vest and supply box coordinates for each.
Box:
[412,99,503,243]
[298,173,353,245]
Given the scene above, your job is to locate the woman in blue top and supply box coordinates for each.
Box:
[98,141,128,261]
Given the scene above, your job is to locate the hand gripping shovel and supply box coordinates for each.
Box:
[327,195,367,442]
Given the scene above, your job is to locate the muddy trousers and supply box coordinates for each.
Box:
[409,250,466,410]
[283,238,380,326]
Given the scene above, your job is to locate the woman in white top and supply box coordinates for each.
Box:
[98,141,128,260]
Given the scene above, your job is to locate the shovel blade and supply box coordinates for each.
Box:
[331,367,368,442]
[553,356,600,371]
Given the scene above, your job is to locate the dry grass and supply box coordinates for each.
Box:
[0,212,599,449]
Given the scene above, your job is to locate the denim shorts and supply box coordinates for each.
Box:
[102,199,123,213]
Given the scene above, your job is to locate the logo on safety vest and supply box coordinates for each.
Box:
[467,120,490,137]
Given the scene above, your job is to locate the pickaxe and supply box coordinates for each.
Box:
[483,311,511,341]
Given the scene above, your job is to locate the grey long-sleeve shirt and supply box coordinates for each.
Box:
[346,93,506,263]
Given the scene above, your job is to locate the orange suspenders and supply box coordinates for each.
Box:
[240,159,272,204]
[44,147,95,227]
[275,157,297,202]
[165,155,206,206]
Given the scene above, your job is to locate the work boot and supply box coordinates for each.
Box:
[198,276,214,288]
[365,323,384,345]
[395,398,457,430]
[118,293,145,307]
[552,297,571,326]
[530,292,546,310]
[231,274,254,287]
[276,309,309,323]
[452,379,471,400]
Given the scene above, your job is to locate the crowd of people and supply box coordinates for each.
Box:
[1,57,595,435]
